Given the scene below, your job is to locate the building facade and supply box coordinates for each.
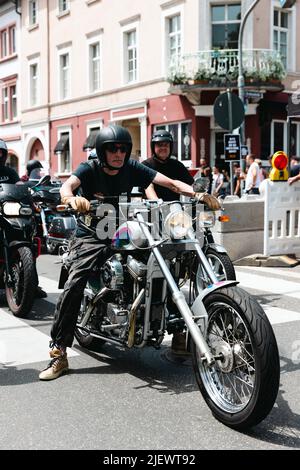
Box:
[0,0,21,173]
[13,0,300,178]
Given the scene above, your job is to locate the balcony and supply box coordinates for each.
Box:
[167,49,285,104]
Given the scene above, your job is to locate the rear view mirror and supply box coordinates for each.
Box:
[193,177,210,193]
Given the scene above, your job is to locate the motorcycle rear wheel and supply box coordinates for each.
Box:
[5,247,36,318]
[191,286,279,430]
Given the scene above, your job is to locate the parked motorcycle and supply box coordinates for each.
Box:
[31,176,76,254]
[60,196,279,430]
[0,183,38,317]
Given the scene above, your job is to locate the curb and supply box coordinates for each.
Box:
[233,253,300,267]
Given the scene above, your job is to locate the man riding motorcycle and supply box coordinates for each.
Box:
[142,129,194,200]
[39,124,220,380]
[0,142,47,299]
[0,140,19,184]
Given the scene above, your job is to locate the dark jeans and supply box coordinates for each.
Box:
[51,235,111,348]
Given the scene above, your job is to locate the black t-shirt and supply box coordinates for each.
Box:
[290,164,300,177]
[73,158,157,200]
[73,159,157,238]
[142,156,194,201]
[0,166,20,184]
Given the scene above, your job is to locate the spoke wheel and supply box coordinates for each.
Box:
[191,286,280,430]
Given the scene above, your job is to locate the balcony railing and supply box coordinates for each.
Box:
[167,49,286,88]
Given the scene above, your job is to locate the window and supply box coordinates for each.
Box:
[10,26,16,54]
[2,87,8,121]
[125,30,137,83]
[168,15,181,67]
[29,1,37,26]
[0,24,16,59]
[54,131,71,173]
[211,3,241,49]
[59,0,69,13]
[1,30,7,58]
[30,63,38,106]
[271,120,287,154]
[60,53,70,99]
[273,9,288,68]
[154,121,192,163]
[89,42,100,92]
[1,81,17,122]
[290,122,300,157]
[83,127,100,151]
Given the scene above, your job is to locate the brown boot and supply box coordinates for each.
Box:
[39,348,69,381]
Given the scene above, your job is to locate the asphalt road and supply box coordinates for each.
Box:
[0,254,299,450]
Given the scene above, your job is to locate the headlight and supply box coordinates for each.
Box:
[164,210,193,239]
[3,202,21,216]
[198,211,216,228]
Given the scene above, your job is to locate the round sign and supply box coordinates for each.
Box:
[213,92,245,131]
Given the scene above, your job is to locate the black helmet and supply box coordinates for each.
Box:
[26,159,43,176]
[151,130,173,157]
[0,139,8,166]
[95,125,132,168]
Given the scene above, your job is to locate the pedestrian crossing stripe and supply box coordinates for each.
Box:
[0,308,79,367]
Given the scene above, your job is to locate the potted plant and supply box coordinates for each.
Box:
[167,70,188,85]
[193,67,210,84]
[264,56,286,83]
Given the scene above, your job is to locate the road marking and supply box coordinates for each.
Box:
[236,265,300,282]
[236,270,300,299]
[38,275,62,294]
[262,304,300,325]
[0,308,79,367]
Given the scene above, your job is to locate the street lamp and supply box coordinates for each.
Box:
[238,0,261,149]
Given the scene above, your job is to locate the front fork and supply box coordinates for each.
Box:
[136,212,215,366]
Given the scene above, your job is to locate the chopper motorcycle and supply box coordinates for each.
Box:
[61,196,279,430]
[0,183,39,317]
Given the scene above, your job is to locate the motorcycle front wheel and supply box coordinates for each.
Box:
[191,286,279,430]
[5,247,36,318]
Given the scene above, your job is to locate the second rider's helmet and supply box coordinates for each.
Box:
[26,159,43,176]
[151,130,173,159]
[95,125,132,169]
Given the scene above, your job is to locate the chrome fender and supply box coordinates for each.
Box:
[204,243,228,254]
[191,280,239,335]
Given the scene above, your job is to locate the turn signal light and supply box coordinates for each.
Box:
[56,204,68,211]
[219,215,230,222]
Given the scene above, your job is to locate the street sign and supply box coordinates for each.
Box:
[224,134,241,162]
[245,90,263,100]
[241,145,248,158]
[213,92,245,131]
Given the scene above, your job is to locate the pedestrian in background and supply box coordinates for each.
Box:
[245,154,262,194]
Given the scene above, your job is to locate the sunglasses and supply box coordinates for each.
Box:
[106,143,128,153]
[155,141,170,147]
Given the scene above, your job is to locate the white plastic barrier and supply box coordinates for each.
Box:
[263,180,300,256]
